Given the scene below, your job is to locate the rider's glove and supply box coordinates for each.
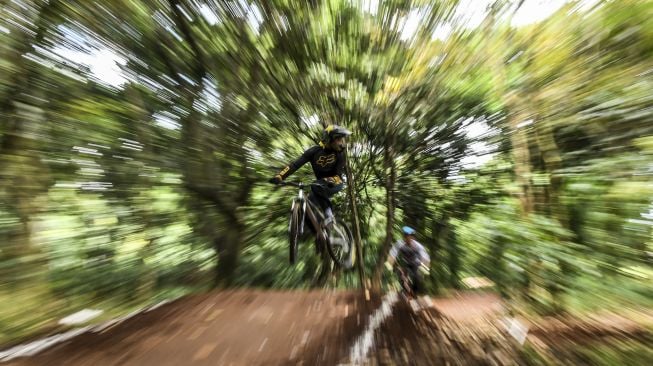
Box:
[269,175,283,185]
[323,176,342,187]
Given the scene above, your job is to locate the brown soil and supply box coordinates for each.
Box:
[5,289,377,366]
[527,310,653,343]
[360,297,520,366]
[4,289,650,366]
[430,292,504,323]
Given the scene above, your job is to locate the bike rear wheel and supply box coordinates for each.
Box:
[326,219,355,270]
[289,203,300,264]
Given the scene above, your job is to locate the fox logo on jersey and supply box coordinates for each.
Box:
[316,154,336,167]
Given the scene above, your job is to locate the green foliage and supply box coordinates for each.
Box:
[0,0,652,346]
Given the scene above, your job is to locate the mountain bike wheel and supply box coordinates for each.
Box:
[326,219,355,270]
[395,268,414,300]
[289,203,300,264]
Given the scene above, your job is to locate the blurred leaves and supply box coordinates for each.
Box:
[1,0,652,344]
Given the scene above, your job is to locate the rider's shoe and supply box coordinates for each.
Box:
[323,215,335,230]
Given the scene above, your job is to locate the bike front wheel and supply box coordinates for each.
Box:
[289,203,300,264]
[398,271,414,299]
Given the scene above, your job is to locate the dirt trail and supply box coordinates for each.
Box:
[4,289,377,366]
[2,291,509,366]
[4,290,650,365]
[431,292,504,323]
[361,294,520,366]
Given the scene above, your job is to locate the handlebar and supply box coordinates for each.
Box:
[273,181,305,188]
[272,181,324,188]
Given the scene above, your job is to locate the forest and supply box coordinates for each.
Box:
[1,0,652,363]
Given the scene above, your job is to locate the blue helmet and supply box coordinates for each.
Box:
[401,226,416,236]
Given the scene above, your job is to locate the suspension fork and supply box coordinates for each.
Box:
[300,199,307,236]
[296,188,310,236]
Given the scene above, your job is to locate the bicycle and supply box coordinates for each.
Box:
[393,261,429,300]
[395,265,416,300]
[276,181,355,270]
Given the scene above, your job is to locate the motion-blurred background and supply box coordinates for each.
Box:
[1,0,652,363]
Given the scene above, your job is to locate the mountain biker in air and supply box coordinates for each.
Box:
[385,226,431,296]
[269,125,351,227]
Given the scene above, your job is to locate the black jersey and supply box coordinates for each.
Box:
[278,144,346,182]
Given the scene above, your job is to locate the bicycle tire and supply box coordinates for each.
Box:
[398,268,415,299]
[289,203,300,264]
[326,219,355,270]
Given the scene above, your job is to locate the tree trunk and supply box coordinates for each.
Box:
[445,228,461,289]
[509,111,534,215]
[213,221,245,288]
[0,2,57,282]
[371,133,397,290]
[536,123,568,227]
[429,218,444,294]
[344,147,367,293]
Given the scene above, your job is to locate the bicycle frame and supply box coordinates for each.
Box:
[288,183,325,239]
[395,266,415,299]
[280,180,355,269]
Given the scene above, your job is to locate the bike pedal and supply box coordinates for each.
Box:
[323,216,335,229]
